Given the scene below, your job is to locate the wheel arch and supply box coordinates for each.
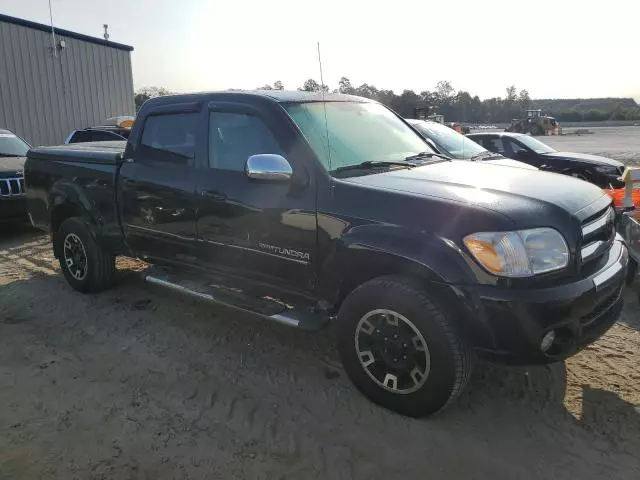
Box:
[49,182,102,258]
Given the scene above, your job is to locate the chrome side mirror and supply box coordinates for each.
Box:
[245,154,292,181]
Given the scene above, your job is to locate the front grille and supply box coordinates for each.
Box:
[580,206,615,265]
[0,177,25,197]
[579,285,623,327]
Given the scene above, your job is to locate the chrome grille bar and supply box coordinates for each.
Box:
[0,177,25,197]
[582,207,613,237]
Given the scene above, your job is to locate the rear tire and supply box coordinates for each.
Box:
[56,217,115,293]
[336,275,473,417]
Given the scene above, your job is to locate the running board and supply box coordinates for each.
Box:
[143,269,329,331]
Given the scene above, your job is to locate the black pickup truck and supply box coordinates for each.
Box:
[25,91,628,417]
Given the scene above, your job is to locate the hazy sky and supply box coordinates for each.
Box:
[3,0,640,100]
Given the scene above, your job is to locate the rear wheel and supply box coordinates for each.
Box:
[336,276,473,417]
[56,217,115,293]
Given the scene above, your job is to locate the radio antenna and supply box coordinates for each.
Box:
[317,41,332,170]
[48,0,57,58]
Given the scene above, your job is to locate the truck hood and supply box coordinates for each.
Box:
[0,156,26,174]
[540,151,624,168]
[342,160,606,217]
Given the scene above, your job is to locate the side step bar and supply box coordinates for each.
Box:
[144,272,329,331]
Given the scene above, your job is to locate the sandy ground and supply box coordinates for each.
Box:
[1,127,640,479]
[1,231,639,480]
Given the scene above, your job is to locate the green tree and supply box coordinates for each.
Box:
[299,79,327,92]
[338,77,355,94]
[518,89,531,109]
[435,80,455,105]
[273,80,284,90]
[354,83,379,99]
[134,86,171,111]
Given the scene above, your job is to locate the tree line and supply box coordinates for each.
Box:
[134,80,640,123]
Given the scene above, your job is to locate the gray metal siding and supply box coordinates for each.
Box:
[0,20,134,146]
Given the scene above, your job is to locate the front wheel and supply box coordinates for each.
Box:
[336,276,473,417]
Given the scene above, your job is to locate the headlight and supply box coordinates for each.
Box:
[463,228,569,277]
[594,165,619,175]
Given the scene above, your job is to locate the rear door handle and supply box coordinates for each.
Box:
[201,190,226,201]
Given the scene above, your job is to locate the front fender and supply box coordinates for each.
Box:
[316,224,479,306]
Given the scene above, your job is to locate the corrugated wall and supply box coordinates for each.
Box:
[0,20,134,146]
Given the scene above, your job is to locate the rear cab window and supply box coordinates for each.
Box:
[69,130,125,143]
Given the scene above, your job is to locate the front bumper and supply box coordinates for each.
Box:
[0,197,28,222]
[461,237,628,364]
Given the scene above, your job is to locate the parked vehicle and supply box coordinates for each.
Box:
[0,128,29,223]
[468,131,625,188]
[26,91,628,417]
[64,116,134,144]
[506,109,559,136]
[406,119,536,169]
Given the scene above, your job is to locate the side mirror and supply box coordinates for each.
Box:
[245,154,293,182]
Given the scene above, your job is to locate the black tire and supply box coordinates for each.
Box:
[336,275,473,417]
[55,217,115,293]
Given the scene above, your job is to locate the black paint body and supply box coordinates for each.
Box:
[25,91,628,363]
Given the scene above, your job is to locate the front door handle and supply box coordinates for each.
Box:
[201,190,226,201]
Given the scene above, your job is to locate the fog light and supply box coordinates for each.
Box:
[541,330,556,353]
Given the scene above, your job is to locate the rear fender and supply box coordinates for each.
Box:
[49,179,102,257]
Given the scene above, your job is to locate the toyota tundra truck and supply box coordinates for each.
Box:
[25,91,628,417]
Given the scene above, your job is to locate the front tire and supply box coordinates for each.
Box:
[336,276,473,417]
[56,217,115,293]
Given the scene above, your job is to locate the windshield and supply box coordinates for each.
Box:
[410,120,486,159]
[515,135,556,154]
[0,133,29,157]
[284,102,433,172]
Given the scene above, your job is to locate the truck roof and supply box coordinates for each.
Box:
[145,90,372,106]
[467,132,526,138]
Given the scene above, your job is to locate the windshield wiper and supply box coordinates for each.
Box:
[333,160,415,173]
[404,151,451,162]
[470,151,501,161]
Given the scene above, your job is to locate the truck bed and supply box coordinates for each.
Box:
[27,141,126,164]
[25,141,126,250]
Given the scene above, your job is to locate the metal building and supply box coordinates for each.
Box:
[0,14,134,146]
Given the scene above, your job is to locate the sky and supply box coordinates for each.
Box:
[3,0,640,101]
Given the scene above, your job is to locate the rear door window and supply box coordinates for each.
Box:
[139,113,198,165]
[485,137,506,155]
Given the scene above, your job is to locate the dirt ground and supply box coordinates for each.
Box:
[1,231,639,480]
[1,127,640,479]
